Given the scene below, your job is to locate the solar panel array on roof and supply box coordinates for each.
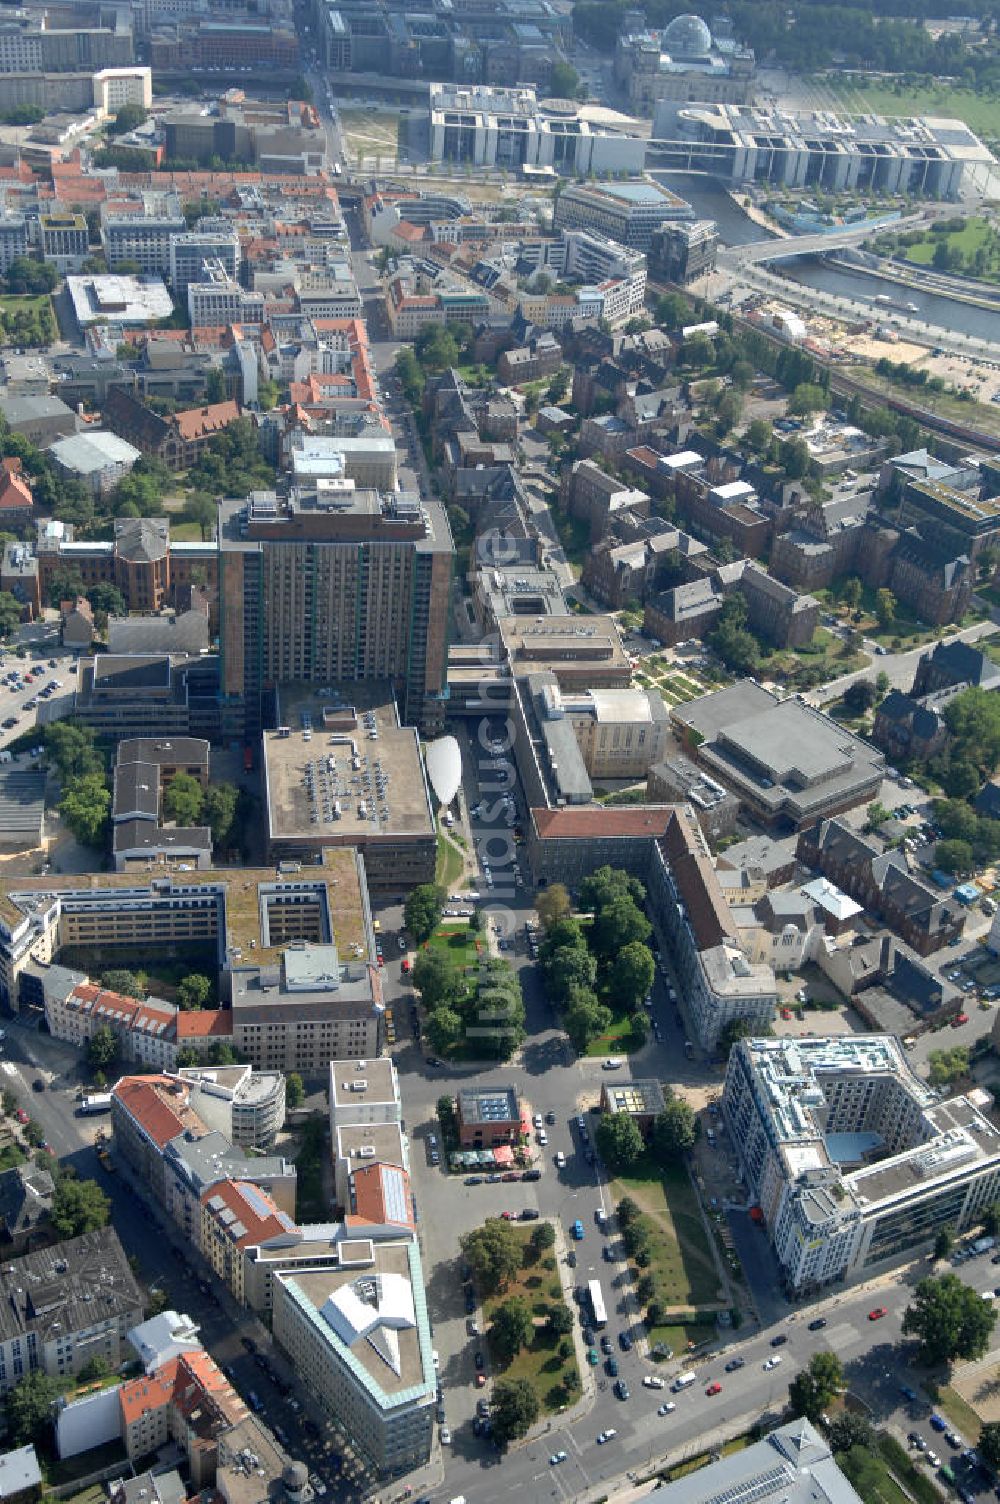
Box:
[381,1167,408,1225]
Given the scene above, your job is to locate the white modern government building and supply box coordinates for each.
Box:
[724,1036,1000,1291]
[428,83,646,176]
[650,102,996,198]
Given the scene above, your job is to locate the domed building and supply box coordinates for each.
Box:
[614,11,755,113]
[662,14,713,60]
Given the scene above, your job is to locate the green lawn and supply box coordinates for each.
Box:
[482,1226,581,1414]
[648,1321,712,1362]
[583,1011,644,1056]
[822,77,1000,139]
[0,293,52,317]
[838,1448,914,1504]
[435,829,465,889]
[905,217,994,266]
[936,1384,982,1443]
[169,519,205,541]
[614,1159,722,1310]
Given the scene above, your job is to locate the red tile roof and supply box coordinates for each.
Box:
[175,1010,233,1039]
[171,400,241,442]
[531,806,677,839]
[348,1163,414,1229]
[112,1074,204,1149]
[201,1178,296,1247]
[0,470,32,512]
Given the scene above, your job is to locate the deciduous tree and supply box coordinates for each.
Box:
[595,1112,644,1174]
[404,883,446,943]
[461,1219,523,1292]
[51,1177,111,1239]
[902,1273,997,1364]
[490,1377,539,1446]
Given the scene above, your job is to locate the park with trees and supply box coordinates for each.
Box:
[536,866,655,1056]
[460,1218,580,1434]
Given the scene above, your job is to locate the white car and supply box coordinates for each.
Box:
[603,1057,623,1071]
[596,1430,617,1444]
[398,935,406,951]
[554,1151,566,1168]
[657,1402,676,1416]
[763,1355,783,1371]
[533,1113,543,1129]
[440,1426,452,1445]
[432,1350,440,1369]
[643,1376,665,1389]
[537,1129,548,1146]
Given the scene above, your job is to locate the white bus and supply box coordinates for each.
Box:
[588,1280,607,1329]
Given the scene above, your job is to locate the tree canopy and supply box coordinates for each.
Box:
[163,772,205,827]
[176,973,212,1011]
[4,1372,63,1445]
[610,941,655,1013]
[651,1097,696,1165]
[788,1351,843,1421]
[59,772,110,847]
[902,1273,998,1364]
[491,1297,534,1363]
[404,884,446,943]
[595,1111,644,1174]
[490,1377,539,1446]
[461,1218,523,1292]
[51,1176,111,1239]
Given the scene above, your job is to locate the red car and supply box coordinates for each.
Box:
[952,1013,969,1027]
[868,1307,887,1321]
[401,958,411,973]
[501,1211,515,1220]
[706,1382,722,1396]
[14,1109,28,1125]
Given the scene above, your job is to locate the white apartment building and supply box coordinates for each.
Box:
[104,207,187,276]
[169,231,240,299]
[724,1035,1000,1291]
[553,178,695,251]
[188,263,265,327]
[176,1064,286,1149]
[272,1235,435,1476]
[93,68,152,115]
[561,686,671,780]
[329,1058,401,1131]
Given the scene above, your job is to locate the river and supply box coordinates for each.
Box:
[651,170,1000,345]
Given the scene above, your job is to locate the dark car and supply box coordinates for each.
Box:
[606,1357,619,1377]
[464,1176,483,1187]
[600,1335,613,1354]
[522,1169,542,1182]
[603,1246,614,1262]
[614,1379,630,1401]
[770,1333,788,1347]
[465,1291,475,1313]
[808,1318,828,1331]
[583,1327,594,1346]
[573,1286,586,1303]
[545,1111,556,1125]
[31,1078,44,1092]
[619,1332,632,1352]
[567,1251,577,1268]
[725,1357,745,1372]
[520,1208,540,1221]
[426,1057,441,1067]
[474,1351,484,1371]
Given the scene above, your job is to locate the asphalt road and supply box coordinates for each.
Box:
[807,616,999,709]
